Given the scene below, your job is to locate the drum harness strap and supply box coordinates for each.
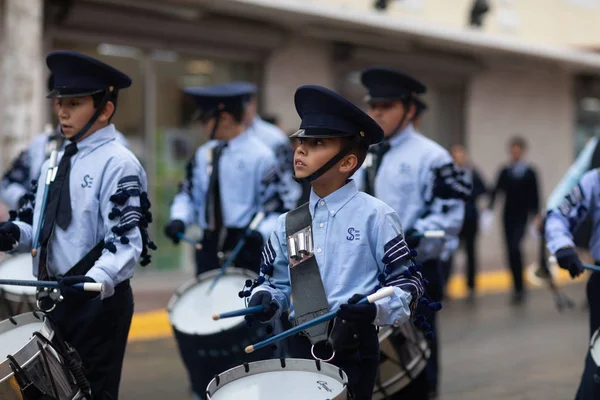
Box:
[34,242,104,400]
[285,203,330,345]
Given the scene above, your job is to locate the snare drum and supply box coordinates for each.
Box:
[373,321,431,399]
[0,254,36,318]
[0,312,84,399]
[206,358,348,400]
[168,267,272,399]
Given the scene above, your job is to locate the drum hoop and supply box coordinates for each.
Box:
[591,328,600,366]
[0,254,37,296]
[206,358,348,400]
[0,312,55,382]
[167,267,258,314]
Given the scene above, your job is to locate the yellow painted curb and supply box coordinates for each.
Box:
[127,267,583,343]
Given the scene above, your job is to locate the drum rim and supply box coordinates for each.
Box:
[167,267,259,334]
[591,328,600,366]
[0,254,37,296]
[0,312,54,382]
[206,358,348,400]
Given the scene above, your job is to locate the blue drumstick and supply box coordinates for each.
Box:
[245,287,395,354]
[206,211,265,294]
[212,305,264,321]
[583,264,600,273]
[0,279,104,292]
[176,233,203,250]
[31,148,59,257]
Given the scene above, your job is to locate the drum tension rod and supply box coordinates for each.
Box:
[280,358,286,368]
[243,362,250,373]
[314,359,321,371]
[8,315,17,325]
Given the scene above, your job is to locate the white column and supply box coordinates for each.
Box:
[262,36,335,134]
[0,0,44,169]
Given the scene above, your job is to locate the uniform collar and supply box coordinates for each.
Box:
[74,124,118,157]
[217,129,250,151]
[309,180,359,218]
[389,122,415,148]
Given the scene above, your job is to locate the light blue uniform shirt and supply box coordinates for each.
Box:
[249,117,301,210]
[546,137,598,212]
[546,169,600,260]
[0,124,129,210]
[169,130,281,240]
[12,124,146,298]
[255,180,413,327]
[355,124,465,261]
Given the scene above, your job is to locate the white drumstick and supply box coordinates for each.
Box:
[422,230,445,239]
[81,282,104,292]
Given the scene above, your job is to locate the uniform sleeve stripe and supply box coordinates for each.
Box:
[382,234,410,264]
[261,238,276,266]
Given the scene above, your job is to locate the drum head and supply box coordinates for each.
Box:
[591,328,600,366]
[0,254,36,295]
[168,268,258,336]
[207,359,348,400]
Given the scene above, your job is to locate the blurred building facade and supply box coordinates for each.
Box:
[3,0,600,269]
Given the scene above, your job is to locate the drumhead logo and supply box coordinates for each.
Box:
[346,227,361,241]
[317,381,333,393]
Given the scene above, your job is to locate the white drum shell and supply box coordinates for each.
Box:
[167,267,258,336]
[590,328,600,366]
[373,321,431,399]
[0,312,82,400]
[206,358,348,400]
[0,254,37,301]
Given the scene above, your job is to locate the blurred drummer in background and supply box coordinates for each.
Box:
[164,82,285,276]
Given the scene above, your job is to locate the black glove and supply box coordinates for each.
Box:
[555,247,584,279]
[0,222,20,252]
[405,228,422,250]
[164,220,185,244]
[245,291,278,323]
[337,294,376,323]
[58,275,98,301]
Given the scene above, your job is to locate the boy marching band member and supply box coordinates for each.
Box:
[245,85,432,399]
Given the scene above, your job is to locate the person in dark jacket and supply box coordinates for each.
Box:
[487,136,540,304]
[444,144,487,301]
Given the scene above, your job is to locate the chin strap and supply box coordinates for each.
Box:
[209,110,223,141]
[387,97,414,140]
[64,90,113,143]
[293,137,361,184]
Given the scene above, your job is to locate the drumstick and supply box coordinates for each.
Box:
[176,233,203,250]
[212,305,264,321]
[31,147,59,257]
[245,286,395,354]
[583,264,600,273]
[0,279,104,292]
[417,230,445,239]
[206,211,265,294]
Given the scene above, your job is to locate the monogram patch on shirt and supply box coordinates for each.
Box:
[399,163,411,174]
[346,227,361,241]
[81,174,94,188]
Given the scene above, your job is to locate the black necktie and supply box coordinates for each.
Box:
[39,143,78,245]
[205,142,227,232]
[364,141,390,196]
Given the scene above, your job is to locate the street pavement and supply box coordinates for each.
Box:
[120,280,589,400]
